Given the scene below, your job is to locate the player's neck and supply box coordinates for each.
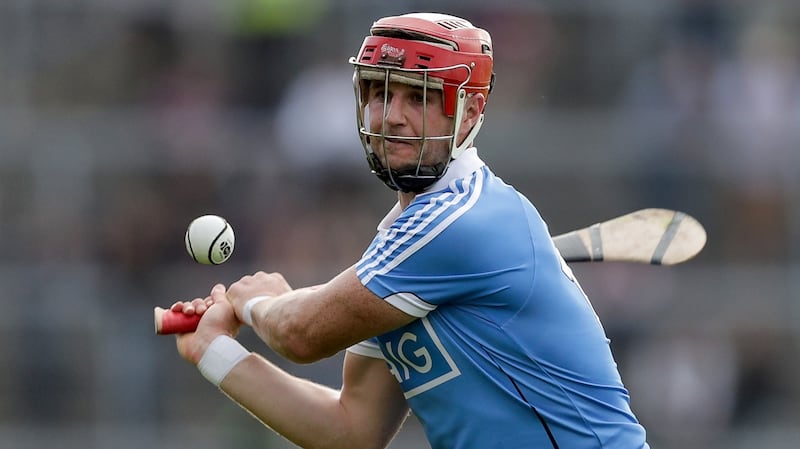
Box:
[398,192,416,209]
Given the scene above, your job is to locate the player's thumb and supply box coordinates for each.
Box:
[210,283,227,303]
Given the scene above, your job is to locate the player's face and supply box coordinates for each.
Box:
[364,81,453,170]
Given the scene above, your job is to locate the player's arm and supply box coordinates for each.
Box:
[225,265,416,363]
[192,336,408,449]
[219,350,410,449]
[174,287,410,448]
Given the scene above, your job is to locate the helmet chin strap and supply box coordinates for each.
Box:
[367,152,446,193]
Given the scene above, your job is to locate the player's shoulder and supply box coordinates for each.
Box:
[407,165,509,211]
[399,167,526,237]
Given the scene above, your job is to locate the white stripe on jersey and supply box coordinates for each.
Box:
[358,169,485,285]
[358,198,444,276]
[346,340,384,359]
[385,291,437,317]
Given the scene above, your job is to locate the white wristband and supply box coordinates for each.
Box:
[197,335,250,387]
[242,295,270,327]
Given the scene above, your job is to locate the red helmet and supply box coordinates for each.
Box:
[352,13,494,116]
[349,13,495,192]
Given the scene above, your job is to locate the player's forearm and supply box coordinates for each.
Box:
[218,353,360,449]
[245,266,416,363]
[249,286,337,363]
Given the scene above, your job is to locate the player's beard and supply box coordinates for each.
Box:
[376,143,440,181]
[369,129,452,175]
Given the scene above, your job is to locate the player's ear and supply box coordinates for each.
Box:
[462,93,486,129]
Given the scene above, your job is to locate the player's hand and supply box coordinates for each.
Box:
[225,271,293,324]
[169,296,213,316]
[174,284,240,365]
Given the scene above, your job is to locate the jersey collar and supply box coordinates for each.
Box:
[425,146,485,195]
[378,147,485,230]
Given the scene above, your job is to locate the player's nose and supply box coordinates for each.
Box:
[383,95,408,127]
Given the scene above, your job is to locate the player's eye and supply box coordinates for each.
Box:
[368,86,388,102]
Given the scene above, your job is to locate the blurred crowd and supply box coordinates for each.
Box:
[0,1,798,448]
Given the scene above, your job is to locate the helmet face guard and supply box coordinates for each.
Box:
[349,14,494,192]
[351,61,475,192]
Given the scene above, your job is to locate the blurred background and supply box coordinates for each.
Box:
[1,0,798,448]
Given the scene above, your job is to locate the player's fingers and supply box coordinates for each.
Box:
[268,272,287,284]
[177,297,204,315]
[236,273,256,284]
[253,271,286,283]
[190,297,208,314]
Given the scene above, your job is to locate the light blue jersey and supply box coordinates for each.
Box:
[349,148,649,449]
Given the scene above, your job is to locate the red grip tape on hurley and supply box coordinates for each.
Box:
[155,307,201,335]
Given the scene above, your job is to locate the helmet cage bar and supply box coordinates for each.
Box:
[350,61,474,191]
[347,13,493,193]
[354,62,471,139]
[375,65,431,190]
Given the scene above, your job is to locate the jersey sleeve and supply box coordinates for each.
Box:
[355,171,532,317]
[346,338,384,359]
